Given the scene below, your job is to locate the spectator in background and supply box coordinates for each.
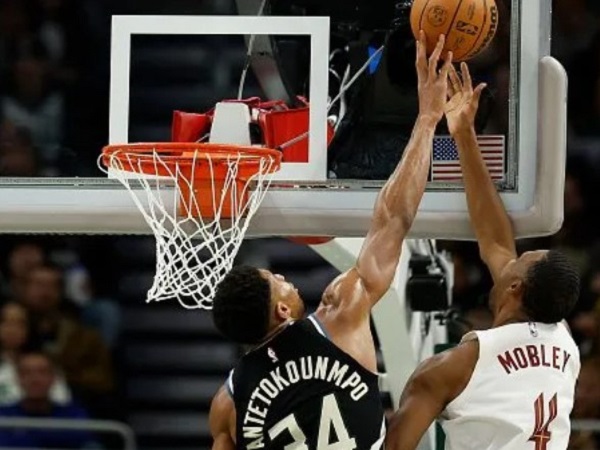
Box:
[5,242,44,302]
[0,0,47,83]
[64,264,121,350]
[552,0,598,65]
[34,0,70,65]
[0,123,38,176]
[594,302,600,356]
[5,241,120,350]
[570,357,600,449]
[0,302,70,406]
[21,264,114,411]
[0,303,29,405]
[31,0,81,89]
[571,244,600,354]
[1,54,65,171]
[522,155,600,272]
[567,32,600,136]
[0,351,98,449]
[554,164,597,270]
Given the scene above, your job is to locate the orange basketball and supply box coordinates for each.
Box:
[410,0,499,62]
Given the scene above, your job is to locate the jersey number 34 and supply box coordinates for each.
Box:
[269,394,357,450]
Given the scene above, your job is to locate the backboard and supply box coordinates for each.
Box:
[0,0,566,240]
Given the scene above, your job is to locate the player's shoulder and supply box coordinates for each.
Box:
[560,319,573,336]
[209,384,237,446]
[209,385,236,437]
[408,338,479,401]
[211,384,235,414]
[422,338,479,374]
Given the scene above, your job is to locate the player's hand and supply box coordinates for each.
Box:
[416,31,453,125]
[445,62,487,135]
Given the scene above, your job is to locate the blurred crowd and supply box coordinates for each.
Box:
[0,0,110,178]
[0,239,121,448]
[0,0,598,449]
[0,0,119,447]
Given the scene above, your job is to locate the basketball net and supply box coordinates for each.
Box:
[100,144,280,309]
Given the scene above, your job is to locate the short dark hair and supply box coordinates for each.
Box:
[29,263,65,295]
[212,265,271,345]
[16,350,56,370]
[522,250,580,323]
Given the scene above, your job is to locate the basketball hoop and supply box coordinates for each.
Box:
[99,143,281,309]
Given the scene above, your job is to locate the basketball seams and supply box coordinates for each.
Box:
[418,0,434,41]
[413,0,497,61]
[445,0,466,39]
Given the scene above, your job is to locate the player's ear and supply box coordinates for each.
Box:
[508,278,524,295]
[275,301,292,320]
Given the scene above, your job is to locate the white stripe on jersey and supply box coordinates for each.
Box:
[227,369,235,395]
[369,418,386,449]
[308,315,327,338]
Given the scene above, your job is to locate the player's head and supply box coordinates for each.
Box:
[212,266,305,345]
[490,250,580,323]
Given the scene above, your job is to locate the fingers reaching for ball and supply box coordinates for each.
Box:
[439,46,454,80]
[416,32,452,83]
[415,31,428,81]
[415,32,453,124]
[428,34,446,79]
[460,62,473,94]
[448,64,462,97]
[460,62,486,107]
[444,60,488,135]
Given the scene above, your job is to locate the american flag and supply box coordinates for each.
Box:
[431,135,505,182]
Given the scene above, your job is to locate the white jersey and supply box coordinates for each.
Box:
[440,322,580,450]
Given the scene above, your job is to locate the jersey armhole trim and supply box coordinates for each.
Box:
[460,331,479,344]
[225,369,234,398]
[560,319,573,336]
[308,314,331,340]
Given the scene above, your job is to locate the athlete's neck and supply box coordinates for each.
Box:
[256,319,293,348]
[493,311,530,328]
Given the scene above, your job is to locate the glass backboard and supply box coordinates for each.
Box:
[0,0,566,239]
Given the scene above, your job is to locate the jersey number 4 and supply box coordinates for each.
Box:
[529,393,558,450]
[269,394,357,450]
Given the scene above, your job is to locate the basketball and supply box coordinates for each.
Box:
[410,0,499,61]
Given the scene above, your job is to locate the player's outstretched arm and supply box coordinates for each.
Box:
[445,63,517,281]
[209,386,236,450]
[385,340,478,450]
[326,32,452,323]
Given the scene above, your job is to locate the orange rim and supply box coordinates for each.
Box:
[102,142,282,179]
[101,142,282,219]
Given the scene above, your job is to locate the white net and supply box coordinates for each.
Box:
[99,146,280,309]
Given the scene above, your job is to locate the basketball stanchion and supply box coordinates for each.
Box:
[99,143,281,309]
